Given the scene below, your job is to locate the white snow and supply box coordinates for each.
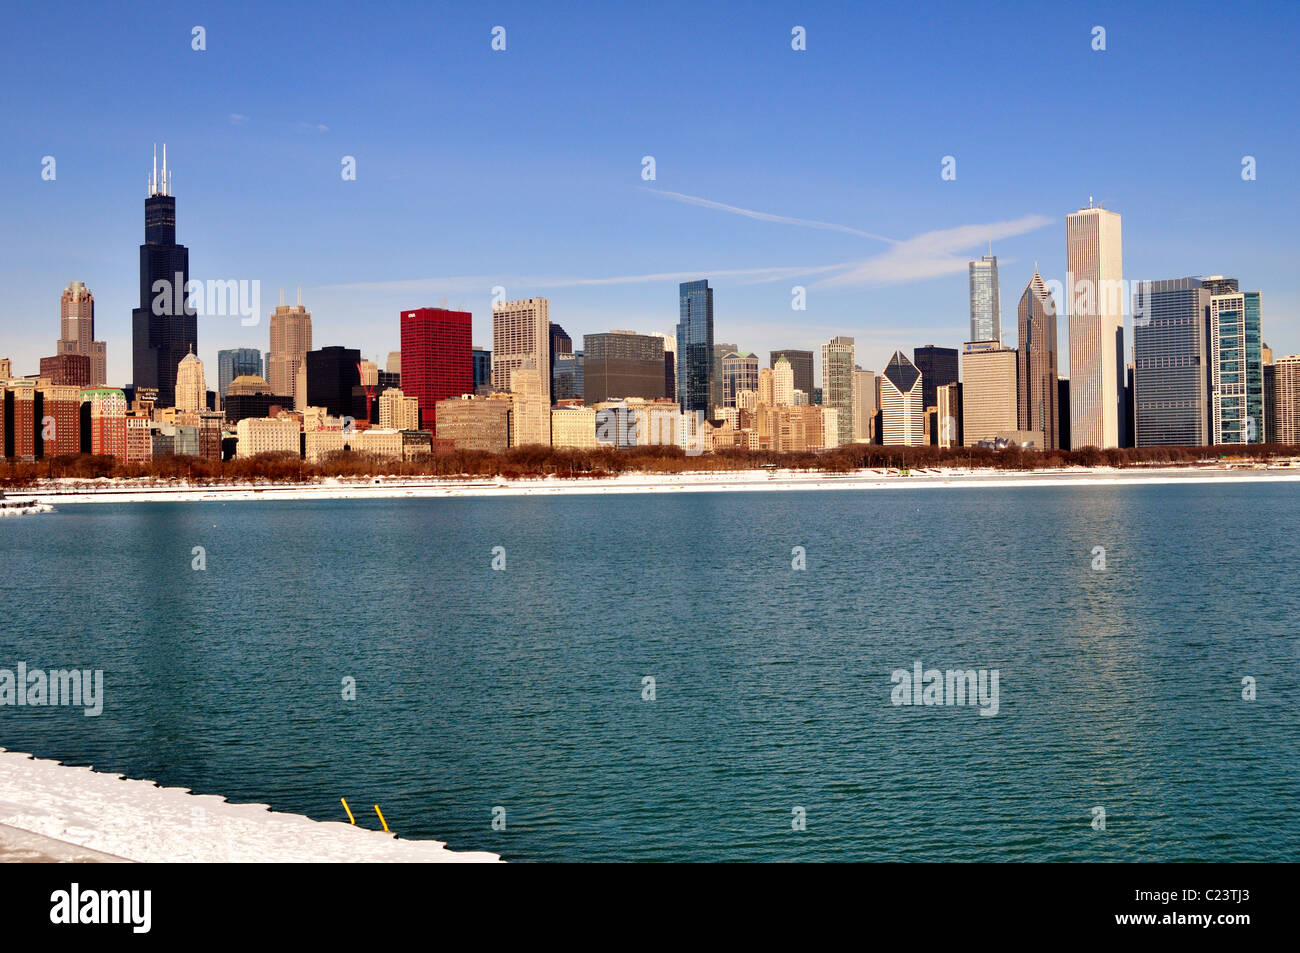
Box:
[21,465,1300,505]
[0,748,500,863]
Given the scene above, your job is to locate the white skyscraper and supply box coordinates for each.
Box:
[1066,203,1124,449]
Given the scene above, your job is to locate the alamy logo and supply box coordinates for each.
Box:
[50,884,151,933]
[150,272,261,325]
[0,664,103,716]
[890,661,1000,716]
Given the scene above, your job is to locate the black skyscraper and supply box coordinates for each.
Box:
[131,145,197,409]
[306,346,363,419]
[913,345,958,411]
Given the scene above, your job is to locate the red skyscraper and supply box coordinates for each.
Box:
[399,308,473,431]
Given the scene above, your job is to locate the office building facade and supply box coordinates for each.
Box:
[399,307,473,431]
[1066,204,1124,449]
[1017,269,1060,449]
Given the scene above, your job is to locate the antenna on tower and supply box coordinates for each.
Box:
[151,143,157,196]
[279,287,286,307]
[1089,195,1094,208]
[296,285,302,306]
[161,143,169,196]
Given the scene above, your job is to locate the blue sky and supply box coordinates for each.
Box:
[2,0,1297,385]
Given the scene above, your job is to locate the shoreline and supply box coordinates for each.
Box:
[15,464,1300,504]
[0,748,500,863]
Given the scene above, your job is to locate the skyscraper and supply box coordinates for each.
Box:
[509,362,551,446]
[473,347,491,395]
[1263,348,1277,445]
[773,356,795,407]
[1207,280,1264,444]
[676,280,714,416]
[131,145,197,409]
[493,298,550,404]
[217,348,263,405]
[267,291,313,410]
[1066,203,1124,449]
[1274,355,1300,444]
[880,351,924,446]
[852,368,877,442]
[1131,278,1210,447]
[720,352,759,408]
[57,281,107,387]
[549,322,572,386]
[711,342,737,410]
[968,252,1001,343]
[305,346,363,419]
[174,349,206,414]
[821,336,855,446]
[1017,268,1060,449]
[583,332,667,403]
[552,351,584,401]
[650,332,677,400]
[770,350,814,399]
[962,342,1019,446]
[913,345,958,412]
[400,307,473,431]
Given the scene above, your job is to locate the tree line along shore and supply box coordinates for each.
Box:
[3,443,1299,488]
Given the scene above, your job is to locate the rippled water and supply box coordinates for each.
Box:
[1,483,1296,861]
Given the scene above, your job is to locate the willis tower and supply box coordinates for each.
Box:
[132,144,197,408]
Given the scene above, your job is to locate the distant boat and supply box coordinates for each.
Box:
[0,490,54,516]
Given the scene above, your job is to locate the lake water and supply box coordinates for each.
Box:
[1,483,1296,861]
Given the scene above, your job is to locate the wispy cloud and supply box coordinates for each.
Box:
[228,113,249,125]
[320,263,845,295]
[817,214,1052,287]
[641,187,1051,286]
[320,201,1051,297]
[640,188,898,243]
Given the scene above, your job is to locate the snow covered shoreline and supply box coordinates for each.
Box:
[19,464,1300,505]
[0,748,500,863]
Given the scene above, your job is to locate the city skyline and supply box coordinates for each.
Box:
[2,1,1296,387]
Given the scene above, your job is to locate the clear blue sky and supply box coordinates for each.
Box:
[2,0,1297,385]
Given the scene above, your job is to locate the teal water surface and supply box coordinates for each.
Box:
[1,483,1296,861]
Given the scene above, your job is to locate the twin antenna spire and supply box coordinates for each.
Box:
[148,142,172,197]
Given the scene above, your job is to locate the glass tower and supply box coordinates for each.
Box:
[1131,278,1210,447]
[1209,285,1264,444]
[676,279,714,415]
[968,254,1000,343]
[217,348,263,402]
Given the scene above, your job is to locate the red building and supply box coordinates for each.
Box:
[3,381,37,460]
[39,353,91,387]
[82,388,127,460]
[399,308,473,431]
[37,384,82,457]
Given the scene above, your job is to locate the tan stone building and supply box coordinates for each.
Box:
[492,297,550,397]
[509,362,551,447]
[237,416,300,457]
[962,343,1023,446]
[174,350,206,413]
[435,394,512,452]
[1275,355,1300,444]
[378,387,421,431]
[551,406,599,448]
[267,293,313,410]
